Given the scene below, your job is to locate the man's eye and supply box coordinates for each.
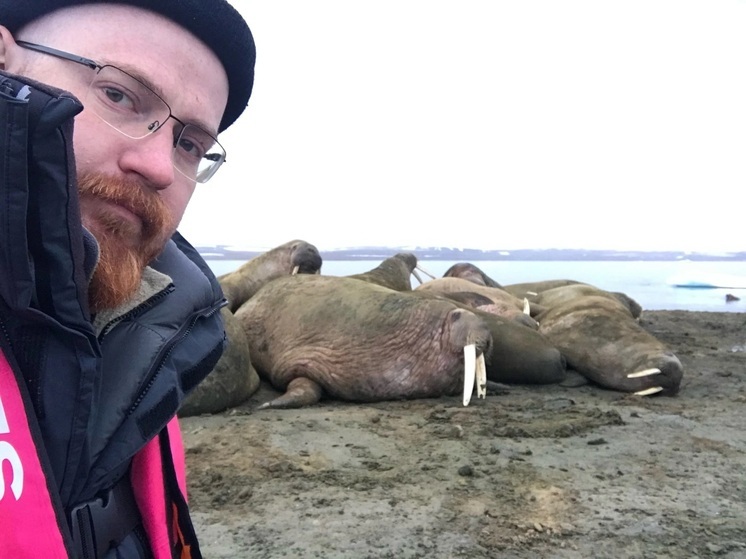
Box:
[101,86,135,110]
[178,137,206,159]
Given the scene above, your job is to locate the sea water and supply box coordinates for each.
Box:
[206,259,746,313]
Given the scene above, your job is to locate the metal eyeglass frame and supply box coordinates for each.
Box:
[14,40,227,183]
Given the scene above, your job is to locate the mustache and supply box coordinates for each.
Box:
[77,173,175,312]
[77,173,173,238]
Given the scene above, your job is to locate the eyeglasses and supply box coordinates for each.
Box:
[15,40,226,183]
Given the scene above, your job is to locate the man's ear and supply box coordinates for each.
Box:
[0,26,18,71]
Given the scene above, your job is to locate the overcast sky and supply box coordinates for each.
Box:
[178,1,746,253]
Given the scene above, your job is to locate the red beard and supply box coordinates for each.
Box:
[78,173,174,313]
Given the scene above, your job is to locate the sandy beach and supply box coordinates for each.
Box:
[183,310,746,558]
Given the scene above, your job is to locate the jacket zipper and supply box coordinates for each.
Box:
[96,285,175,342]
[124,298,225,418]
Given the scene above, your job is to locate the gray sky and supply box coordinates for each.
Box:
[179,1,746,253]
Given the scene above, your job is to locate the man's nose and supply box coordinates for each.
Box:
[118,124,177,189]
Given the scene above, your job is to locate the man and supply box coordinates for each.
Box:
[0,1,255,557]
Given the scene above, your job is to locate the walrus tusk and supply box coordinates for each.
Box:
[476,353,487,399]
[291,265,300,275]
[527,291,538,296]
[627,368,661,379]
[416,264,436,280]
[523,298,530,315]
[463,344,476,406]
[411,268,424,285]
[634,386,664,397]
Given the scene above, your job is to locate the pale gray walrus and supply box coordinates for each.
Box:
[179,240,323,416]
[234,274,493,409]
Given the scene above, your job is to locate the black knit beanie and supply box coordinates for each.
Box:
[0,0,255,132]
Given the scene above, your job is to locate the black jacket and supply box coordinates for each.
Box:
[0,70,225,555]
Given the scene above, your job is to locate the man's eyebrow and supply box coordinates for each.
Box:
[103,59,220,138]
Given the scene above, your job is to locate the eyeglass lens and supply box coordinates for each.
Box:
[87,65,225,183]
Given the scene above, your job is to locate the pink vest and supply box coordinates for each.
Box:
[0,349,191,558]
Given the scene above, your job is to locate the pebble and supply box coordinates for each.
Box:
[458,465,474,477]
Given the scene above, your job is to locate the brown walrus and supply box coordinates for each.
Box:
[219,239,322,312]
[403,288,565,385]
[532,285,683,395]
[180,240,322,416]
[415,277,539,321]
[507,281,643,320]
[234,275,493,409]
[502,279,586,298]
[462,307,566,385]
[346,252,423,291]
[443,262,504,288]
[443,262,643,321]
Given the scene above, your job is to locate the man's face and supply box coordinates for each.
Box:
[1,5,229,310]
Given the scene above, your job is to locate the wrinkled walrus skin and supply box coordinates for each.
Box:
[219,239,322,312]
[180,240,321,415]
[532,285,683,395]
[234,275,493,409]
[406,290,566,385]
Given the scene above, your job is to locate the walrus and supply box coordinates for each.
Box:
[502,279,587,299]
[346,252,431,291]
[443,262,504,288]
[524,282,643,320]
[179,241,322,416]
[460,306,566,385]
[415,277,540,321]
[404,289,565,385]
[179,307,260,416]
[441,263,642,320]
[531,285,683,395]
[218,239,322,312]
[234,275,492,409]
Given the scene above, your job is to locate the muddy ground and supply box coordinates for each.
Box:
[182,310,746,558]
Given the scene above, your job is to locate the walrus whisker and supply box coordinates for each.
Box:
[634,386,664,396]
[476,353,487,399]
[463,344,476,406]
[627,368,662,379]
[411,268,424,285]
[291,265,300,275]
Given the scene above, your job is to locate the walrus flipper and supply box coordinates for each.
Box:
[258,377,324,410]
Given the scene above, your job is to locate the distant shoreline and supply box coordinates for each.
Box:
[196,246,746,262]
